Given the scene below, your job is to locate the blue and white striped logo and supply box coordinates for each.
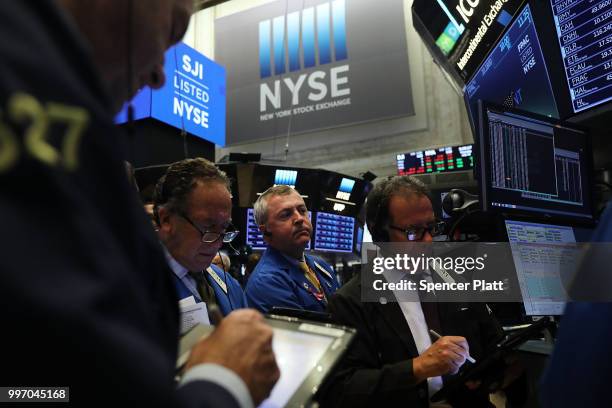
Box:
[336,177,355,201]
[274,169,298,187]
[259,0,348,79]
[339,177,355,193]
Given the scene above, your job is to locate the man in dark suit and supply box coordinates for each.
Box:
[322,176,503,407]
[0,1,278,406]
[246,185,339,313]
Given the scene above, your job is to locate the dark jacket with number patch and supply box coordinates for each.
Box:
[0,1,239,407]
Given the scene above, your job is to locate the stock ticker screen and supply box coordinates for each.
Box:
[550,0,612,113]
[313,212,355,253]
[397,144,474,175]
[466,5,559,128]
[505,220,576,316]
[479,104,593,221]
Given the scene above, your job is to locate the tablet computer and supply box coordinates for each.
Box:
[177,315,356,408]
[430,316,552,402]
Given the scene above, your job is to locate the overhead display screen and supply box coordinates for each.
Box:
[550,0,612,113]
[412,0,526,82]
[397,144,474,175]
[466,4,559,129]
[246,208,268,250]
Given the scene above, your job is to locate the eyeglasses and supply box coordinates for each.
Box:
[389,221,446,241]
[179,213,239,243]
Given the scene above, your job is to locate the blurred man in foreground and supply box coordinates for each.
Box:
[0,1,278,406]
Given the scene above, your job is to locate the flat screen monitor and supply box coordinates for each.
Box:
[316,175,369,218]
[549,0,612,113]
[246,208,267,250]
[397,144,474,175]
[477,102,593,223]
[178,317,355,408]
[465,4,559,132]
[505,220,577,315]
[314,212,355,253]
[411,0,526,84]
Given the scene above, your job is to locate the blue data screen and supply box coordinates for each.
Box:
[466,5,559,125]
[314,212,354,253]
[550,0,612,113]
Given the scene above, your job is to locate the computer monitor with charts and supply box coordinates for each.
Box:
[477,102,593,223]
[505,220,579,316]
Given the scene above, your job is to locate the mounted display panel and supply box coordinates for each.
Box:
[115,42,226,146]
[313,212,355,253]
[412,0,527,85]
[216,0,414,144]
[397,144,474,176]
[465,4,560,133]
[476,102,594,224]
[549,0,612,114]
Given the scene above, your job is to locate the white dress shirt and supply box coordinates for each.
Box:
[383,268,444,402]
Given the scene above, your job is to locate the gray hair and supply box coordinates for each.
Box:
[153,158,231,223]
[253,185,300,225]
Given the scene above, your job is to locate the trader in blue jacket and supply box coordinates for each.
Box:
[155,158,248,316]
[246,185,340,313]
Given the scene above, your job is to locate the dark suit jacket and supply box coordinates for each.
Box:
[0,2,239,406]
[321,275,503,408]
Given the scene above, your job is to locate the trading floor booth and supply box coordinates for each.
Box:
[216,162,372,282]
[409,1,612,404]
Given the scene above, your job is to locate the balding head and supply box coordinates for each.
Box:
[57,0,194,111]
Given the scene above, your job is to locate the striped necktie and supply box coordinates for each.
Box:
[298,261,327,303]
[188,271,218,307]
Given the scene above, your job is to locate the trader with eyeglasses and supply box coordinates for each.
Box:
[321,176,504,408]
[154,158,247,316]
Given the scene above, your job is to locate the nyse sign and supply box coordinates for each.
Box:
[215,0,414,144]
[173,54,210,128]
[258,1,352,120]
[116,42,226,146]
[259,65,351,119]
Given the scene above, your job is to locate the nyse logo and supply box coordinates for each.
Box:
[274,169,298,189]
[335,177,355,201]
[259,0,351,112]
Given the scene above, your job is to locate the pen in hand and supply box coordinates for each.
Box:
[429,329,476,363]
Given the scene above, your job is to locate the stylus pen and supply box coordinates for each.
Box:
[429,329,476,363]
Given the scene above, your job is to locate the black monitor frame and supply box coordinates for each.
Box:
[463,1,566,136]
[476,101,595,226]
